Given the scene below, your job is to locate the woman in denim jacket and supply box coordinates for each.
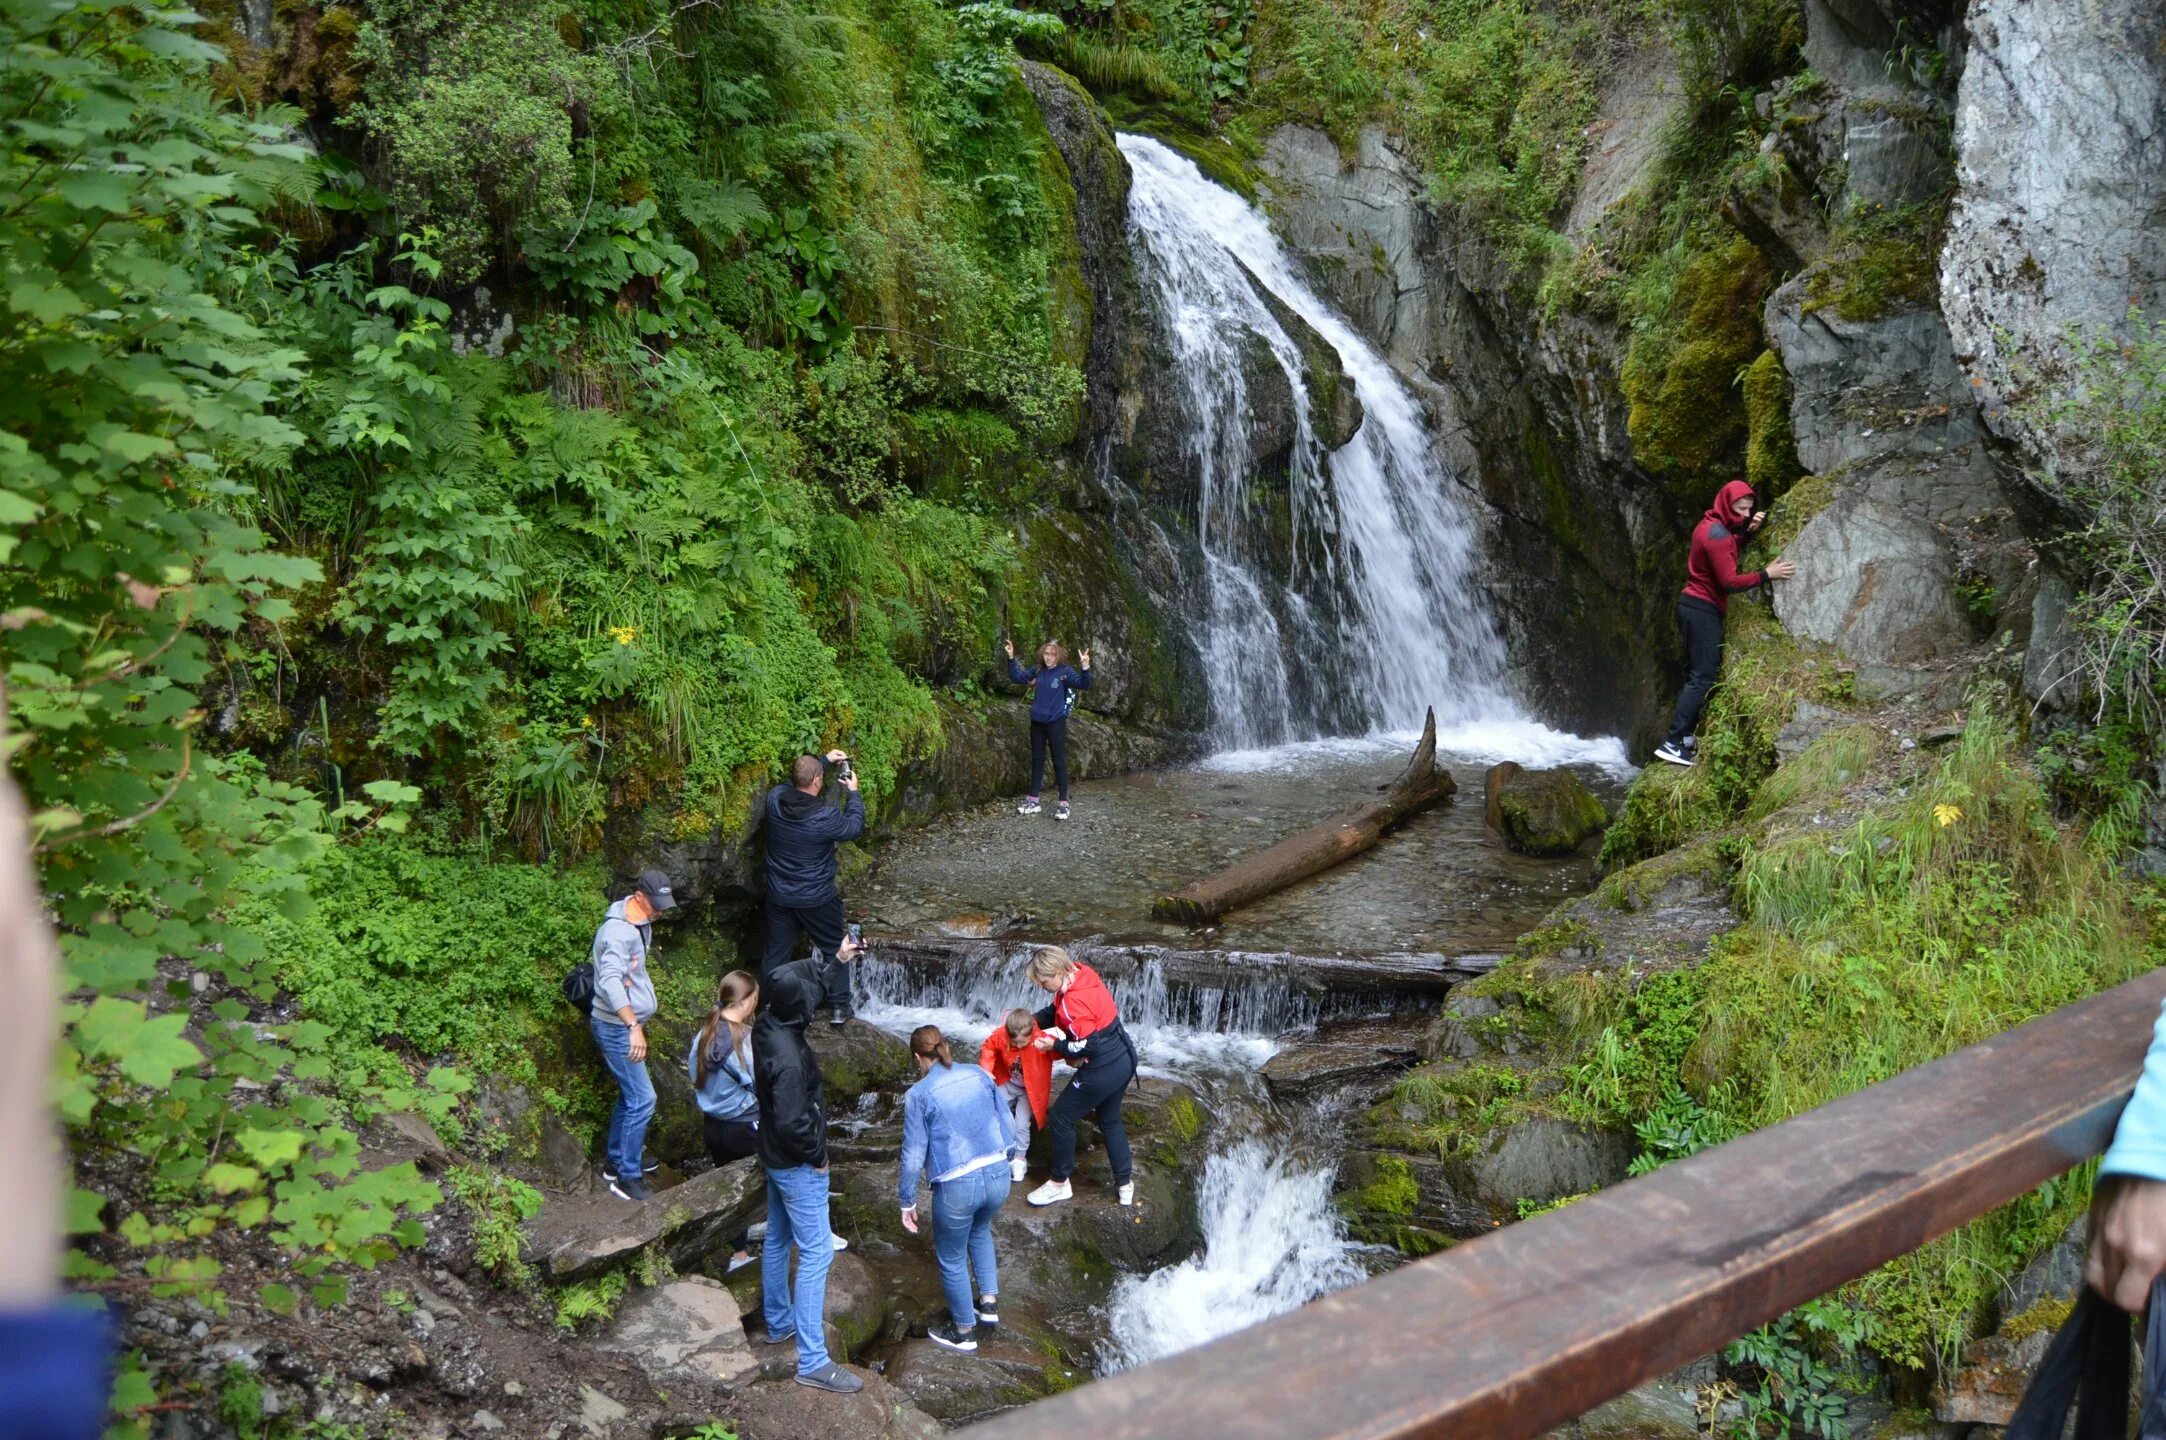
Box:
[898,1024,1019,1354]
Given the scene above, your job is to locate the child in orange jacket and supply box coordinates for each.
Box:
[979,1009,1054,1182]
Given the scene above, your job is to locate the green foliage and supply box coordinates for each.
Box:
[1619,235,1771,488]
[0,6,441,1406]
[554,1269,630,1330]
[215,1363,266,1430]
[2036,719,2153,855]
[1722,1298,1874,1440]
[445,1165,543,1284]
[1742,349,1803,497]
[1801,202,1946,323]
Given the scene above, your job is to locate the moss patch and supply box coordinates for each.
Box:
[1619,235,1772,496]
[1742,349,1803,497]
[1801,201,1946,323]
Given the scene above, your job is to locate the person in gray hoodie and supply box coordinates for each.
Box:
[589,868,677,1201]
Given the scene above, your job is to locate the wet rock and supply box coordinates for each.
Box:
[820,1251,889,1360]
[809,1020,915,1105]
[534,1161,765,1280]
[538,1111,593,1192]
[1483,761,1522,829]
[1467,1117,1634,1211]
[885,1333,1077,1424]
[1565,41,1685,236]
[2000,1218,2083,1321]
[1775,700,1845,762]
[2023,571,2079,712]
[1772,488,1972,671]
[1056,1168,1200,1273]
[1261,1019,1423,1099]
[1550,1379,1703,1439]
[468,1411,505,1433]
[1496,769,1609,857]
[1246,261,1363,449]
[1932,1324,2054,1427]
[575,1385,628,1436]
[595,1276,758,1391]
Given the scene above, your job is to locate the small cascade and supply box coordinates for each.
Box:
[1121,135,1515,748]
[1100,1137,1367,1371]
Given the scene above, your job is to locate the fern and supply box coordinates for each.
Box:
[1041,31,1189,101]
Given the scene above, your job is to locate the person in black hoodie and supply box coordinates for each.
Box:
[762,750,865,1025]
[753,939,864,1394]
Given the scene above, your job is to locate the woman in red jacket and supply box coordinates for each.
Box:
[1654,479,1797,768]
[1021,947,1135,1208]
[979,1009,1054,1183]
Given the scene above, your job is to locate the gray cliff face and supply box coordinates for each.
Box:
[1942,0,2166,450]
[1255,116,1681,748]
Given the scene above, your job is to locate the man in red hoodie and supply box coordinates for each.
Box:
[1654,479,1797,767]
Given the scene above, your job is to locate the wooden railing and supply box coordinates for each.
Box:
[967,969,2166,1440]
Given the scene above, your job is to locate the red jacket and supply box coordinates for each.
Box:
[978,1027,1054,1127]
[1034,963,1127,1068]
[1682,479,1764,615]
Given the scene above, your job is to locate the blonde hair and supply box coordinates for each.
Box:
[910,1024,955,1068]
[1004,1008,1035,1041]
[1026,946,1075,987]
[1038,639,1068,666]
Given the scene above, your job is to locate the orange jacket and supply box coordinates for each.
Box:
[978,1026,1054,1128]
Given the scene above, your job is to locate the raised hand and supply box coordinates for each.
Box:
[1079,647,1091,669]
[1002,638,1014,659]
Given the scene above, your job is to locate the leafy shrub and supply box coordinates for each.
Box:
[445,1165,544,1284]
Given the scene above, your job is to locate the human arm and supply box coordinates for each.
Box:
[898,1087,928,1214]
[767,1052,828,1170]
[833,787,866,840]
[1073,657,1092,691]
[978,1033,1005,1081]
[593,923,649,1058]
[2089,999,2166,1309]
[1007,658,1037,685]
[1703,525,1765,592]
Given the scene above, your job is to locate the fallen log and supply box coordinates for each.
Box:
[1150,708,1457,925]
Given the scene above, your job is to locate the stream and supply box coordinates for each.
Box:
[854,134,1633,1397]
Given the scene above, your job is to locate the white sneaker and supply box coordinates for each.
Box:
[1117,1182,1135,1207]
[1016,797,1042,816]
[831,1234,849,1253]
[1653,742,1694,767]
[1054,801,1070,821]
[1011,1157,1027,1183]
[1026,1179,1072,1207]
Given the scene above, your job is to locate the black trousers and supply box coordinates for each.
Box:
[761,895,852,1018]
[1665,598,1725,748]
[1047,1044,1136,1186]
[701,1115,759,1250]
[1029,718,1071,800]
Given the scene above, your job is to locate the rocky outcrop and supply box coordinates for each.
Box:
[1942,0,2166,450]
[1261,1017,1422,1099]
[595,1277,759,1392]
[533,1162,765,1279]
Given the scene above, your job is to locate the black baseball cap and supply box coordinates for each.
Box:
[635,868,678,912]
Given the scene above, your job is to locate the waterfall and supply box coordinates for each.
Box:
[1100,1138,1367,1371]
[1121,134,1513,750]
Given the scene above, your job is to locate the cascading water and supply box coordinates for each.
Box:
[1122,134,1513,749]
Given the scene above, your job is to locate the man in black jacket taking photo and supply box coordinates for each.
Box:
[762,750,864,1026]
[754,937,864,1394]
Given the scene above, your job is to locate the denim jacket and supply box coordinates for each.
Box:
[2105,996,2166,1182]
[898,1060,1018,1208]
[688,1027,758,1122]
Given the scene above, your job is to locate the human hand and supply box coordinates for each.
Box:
[826,748,848,763]
[1767,558,1798,581]
[1079,647,1091,669]
[627,1024,647,1063]
[837,934,864,963]
[2089,1175,2166,1311]
[901,1206,919,1235]
[1032,1032,1058,1052]
[842,768,860,792]
[1002,638,1014,659]
[1749,510,1767,533]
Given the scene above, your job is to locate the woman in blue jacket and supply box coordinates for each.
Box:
[1004,638,1092,821]
[898,1024,1019,1353]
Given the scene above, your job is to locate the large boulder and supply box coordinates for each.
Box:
[594,1276,758,1391]
[1495,769,1609,857]
[1772,489,1972,674]
[721,1368,943,1440]
[808,1019,914,1105]
[884,1332,1078,1424]
[533,1161,765,1280]
[1465,1117,1635,1212]
[1942,0,2166,450]
[1262,1018,1424,1099]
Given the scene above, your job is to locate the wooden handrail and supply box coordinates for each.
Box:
[968,969,2166,1440]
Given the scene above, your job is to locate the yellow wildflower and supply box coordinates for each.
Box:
[608,625,638,646]
[1932,803,1962,828]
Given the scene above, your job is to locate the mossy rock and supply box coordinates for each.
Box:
[1496,768,1609,856]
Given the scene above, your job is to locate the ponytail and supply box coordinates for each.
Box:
[910,1024,955,1068]
[696,971,761,1087]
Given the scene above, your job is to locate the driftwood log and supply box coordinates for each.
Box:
[1150,708,1457,925]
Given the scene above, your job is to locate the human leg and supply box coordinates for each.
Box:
[1045,1072,1087,1181]
[1048,718,1070,801]
[760,1170,796,1338]
[704,1116,760,1253]
[761,898,805,972]
[1028,721,1048,799]
[1089,1052,1137,1187]
[930,1177,978,1329]
[1665,600,1725,748]
[795,897,851,1020]
[966,1166,1007,1305]
[589,1019,654,1180]
[765,1164,836,1375]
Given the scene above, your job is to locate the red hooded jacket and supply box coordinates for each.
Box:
[1682,479,1764,615]
[978,1025,1054,1127]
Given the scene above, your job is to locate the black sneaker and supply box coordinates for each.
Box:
[761,1327,796,1347]
[600,1155,661,1182]
[608,1174,653,1202]
[928,1321,979,1353]
[976,1297,999,1327]
[796,1362,864,1393]
[1652,741,1694,767]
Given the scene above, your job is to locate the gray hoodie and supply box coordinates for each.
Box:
[589,898,657,1026]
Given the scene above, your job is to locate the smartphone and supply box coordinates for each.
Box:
[847,922,863,947]
[836,757,854,783]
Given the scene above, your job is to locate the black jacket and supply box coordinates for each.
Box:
[763,784,865,908]
[753,957,829,1170]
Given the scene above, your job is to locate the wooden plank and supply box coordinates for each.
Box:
[967,968,2166,1440]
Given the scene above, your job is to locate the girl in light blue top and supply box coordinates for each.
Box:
[898,1024,1018,1354]
[690,970,761,1271]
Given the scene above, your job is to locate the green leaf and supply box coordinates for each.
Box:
[259,1282,297,1315]
[65,1186,107,1235]
[204,1162,262,1195]
[311,1275,350,1308]
[237,1128,305,1166]
[116,1012,202,1088]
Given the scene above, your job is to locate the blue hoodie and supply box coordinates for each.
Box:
[1008,658,1092,724]
[2104,997,2166,1182]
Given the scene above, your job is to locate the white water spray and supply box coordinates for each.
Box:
[1101,1139,1366,1371]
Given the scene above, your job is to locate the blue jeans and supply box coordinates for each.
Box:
[931,1162,1009,1328]
[589,1018,656,1178]
[762,1164,836,1376]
